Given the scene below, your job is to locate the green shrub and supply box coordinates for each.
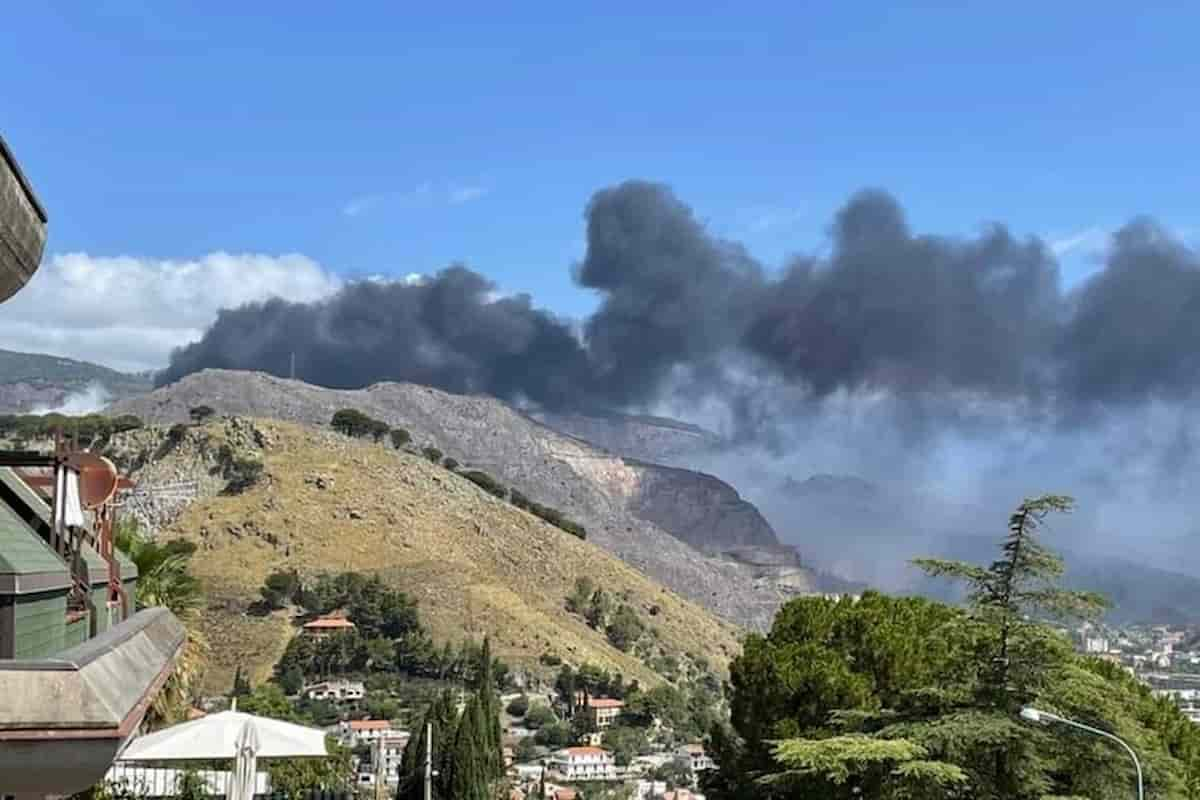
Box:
[506,694,530,717]
[460,470,507,499]
[422,446,443,464]
[189,405,215,422]
[442,457,459,471]
[389,427,411,449]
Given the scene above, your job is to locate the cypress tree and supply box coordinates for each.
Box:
[477,637,505,780]
[449,696,489,800]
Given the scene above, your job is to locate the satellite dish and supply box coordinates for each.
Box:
[0,135,48,304]
[67,452,120,509]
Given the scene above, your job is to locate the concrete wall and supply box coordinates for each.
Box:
[12,591,67,659]
[92,587,111,634]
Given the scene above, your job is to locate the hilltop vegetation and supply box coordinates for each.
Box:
[103,417,742,694]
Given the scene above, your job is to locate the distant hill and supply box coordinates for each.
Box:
[108,369,838,629]
[0,348,152,412]
[103,418,745,694]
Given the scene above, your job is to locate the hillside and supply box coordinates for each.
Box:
[110,370,821,628]
[104,418,744,695]
[0,348,152,411]
[531,410,722,464]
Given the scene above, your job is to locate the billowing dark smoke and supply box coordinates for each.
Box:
[159,265,596,409]
[160,180,1200,438]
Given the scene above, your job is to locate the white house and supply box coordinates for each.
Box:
[547,746,618,781]
[674,744,715,772]
[338,718,393,748]
[304,679,365,702]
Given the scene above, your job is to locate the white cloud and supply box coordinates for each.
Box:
[0,252,341,373]
[1049,226,1109,258]
[448,185,488,205]
[344,182,489,217]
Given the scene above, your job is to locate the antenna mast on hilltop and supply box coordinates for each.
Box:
[289,351,296,380]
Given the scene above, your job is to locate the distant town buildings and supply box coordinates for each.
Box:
[674,744,714,772]
[304,679,365,702]
[548,746,619,781]
[338,718,394,748]
[584,697,625,730]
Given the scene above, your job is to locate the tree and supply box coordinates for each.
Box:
[476,637,505,780]
[709,496,1200,800]
[267,737,353,795]
[603,725,648,766]
[114,519,207,728]
[231,665,251,698]
[514,736,538,763]
[260,569,301,609]
[534,721,571,748]
[239,683,300,722]
[109,414,143,433]
[331,408,376,438]
[442,457,459,471]
[174,768,210,800]
[390,428,411,449]
[525,704,556,730]
[571,711,597,743]
[566,576,594,615]
[448,697,490,800]
[913,494,1106,707]
[279,665,304,696]
[422,446,443,464]
[606,604,645,651]
[188,405,215,423]
[586,588,613,630]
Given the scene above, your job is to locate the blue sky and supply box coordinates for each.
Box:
[3,1,1198,348]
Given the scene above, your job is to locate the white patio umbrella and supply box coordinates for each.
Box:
[116,710,328,798]
[231,718,262,800]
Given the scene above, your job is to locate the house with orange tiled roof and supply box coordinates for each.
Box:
[337,718,393,747]
[302,613,356,639]
[584,696,624,729]
[547,746,617,781]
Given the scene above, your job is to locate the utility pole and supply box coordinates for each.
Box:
[289,351,296,380]
[424,721,433,800]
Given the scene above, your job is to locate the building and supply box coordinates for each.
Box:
[585,697,625,730]
[1083,636,1109,653]
[0,446,183,795]
[303,613,357,638]
[305,679,366,702]
[339,718,394,747]
[369,733,411,785]
[674,744,715,772]
[547,746,618,781]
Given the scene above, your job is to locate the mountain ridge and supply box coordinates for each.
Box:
[108,369,822,629]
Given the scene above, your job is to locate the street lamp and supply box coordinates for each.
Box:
[1020,706,1144,800]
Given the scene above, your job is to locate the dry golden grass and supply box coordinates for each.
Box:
[160,420,743,694]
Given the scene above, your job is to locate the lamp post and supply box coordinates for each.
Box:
[1020,706,1143,800]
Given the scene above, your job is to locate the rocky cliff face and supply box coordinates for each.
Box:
[532,410,722,465]
[625,460,778,551]
[108,370,817,628]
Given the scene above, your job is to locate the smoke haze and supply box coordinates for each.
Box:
[160,181,1200,590]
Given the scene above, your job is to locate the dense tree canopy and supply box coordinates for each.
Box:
[707,495,1200,800]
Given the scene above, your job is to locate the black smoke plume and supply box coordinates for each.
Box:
[160,180,1200,438]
